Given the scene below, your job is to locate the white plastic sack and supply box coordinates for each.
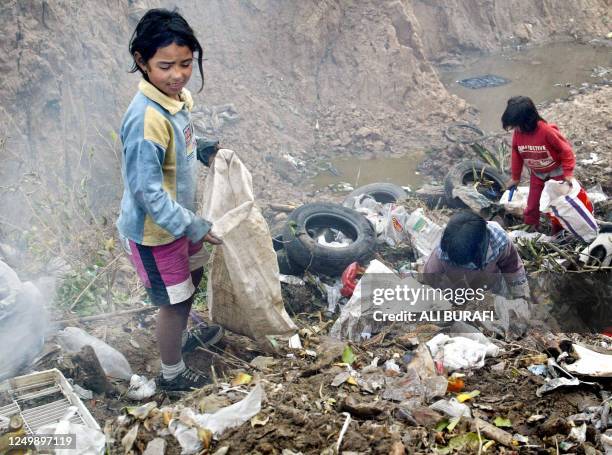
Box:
[201,149,296,343]
[499,186,529,217]
[540,178,598,242]
[57,327,132,380]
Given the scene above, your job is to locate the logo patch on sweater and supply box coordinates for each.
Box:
[183,122,195,158]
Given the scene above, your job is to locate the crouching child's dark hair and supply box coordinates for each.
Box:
[441,211,489,268]
[501,96,545,133]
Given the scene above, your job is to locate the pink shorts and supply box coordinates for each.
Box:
[125,236,209,306]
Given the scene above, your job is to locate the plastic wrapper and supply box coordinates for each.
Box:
[57,327,132,380]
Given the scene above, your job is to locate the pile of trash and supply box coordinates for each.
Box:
[98,320,612,454]
[2,150,611,453]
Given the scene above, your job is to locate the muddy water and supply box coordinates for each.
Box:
[309,152,426,192]
[439,42,611,133]
[309,43,609,192]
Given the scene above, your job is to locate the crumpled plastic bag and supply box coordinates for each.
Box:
[168,384,265,454]
[343,194,386,236]
[330,260,395,341]
[426,333,500,371]
[499,186,529,217]
[430,397,472,418]
[330,260,452,341]
[405,208,443,257]
[37,406,105,455]
[57,327,132,380]
[381,204,410,247]
[126,374,156,400]
[452,185,494,213]
[0,260,47,381]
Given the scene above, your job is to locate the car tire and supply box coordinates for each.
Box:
[444,160,507,209]
[343,182,408,205]
[283,203,376,277]
[276,248,305,276]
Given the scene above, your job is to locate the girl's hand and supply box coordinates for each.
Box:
[563,177,573,188]
[204,232,223,245]
[505,179,519,189]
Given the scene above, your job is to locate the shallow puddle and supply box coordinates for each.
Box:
[438,42,611,132]
[309,152,426,192]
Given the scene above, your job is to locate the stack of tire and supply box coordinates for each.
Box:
[275,183,409,277]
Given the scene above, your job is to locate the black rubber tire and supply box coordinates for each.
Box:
[283,203,376,277]
[444,122,485,144]
[276,248,304,276]
[444,160,507,209]
[272,234,284,252]
[343,182,408,205]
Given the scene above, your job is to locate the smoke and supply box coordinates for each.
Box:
[0,260,49,381]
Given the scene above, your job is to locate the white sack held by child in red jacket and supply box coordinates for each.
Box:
[539,178,598,242]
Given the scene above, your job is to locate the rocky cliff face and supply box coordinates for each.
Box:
[0,0,133,220]
[0,0,608,222]
[412,0,610,61]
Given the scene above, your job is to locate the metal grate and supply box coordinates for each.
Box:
[0,369,99,434]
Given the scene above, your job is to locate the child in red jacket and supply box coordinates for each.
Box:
[502,96,591,232]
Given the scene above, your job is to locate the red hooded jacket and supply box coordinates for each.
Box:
[511,120,575,181]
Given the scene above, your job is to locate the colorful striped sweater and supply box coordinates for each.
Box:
[117,80,211,246]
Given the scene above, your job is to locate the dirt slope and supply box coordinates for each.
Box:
[413,0,611,61]
[0,0,609,225]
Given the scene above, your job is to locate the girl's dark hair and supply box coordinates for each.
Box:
[501,96,545,133]
[441,211,488,268]
[129,8,204,92]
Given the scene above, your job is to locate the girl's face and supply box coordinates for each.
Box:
[138,43,194,100]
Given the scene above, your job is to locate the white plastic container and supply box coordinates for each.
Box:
[405,208,443,257]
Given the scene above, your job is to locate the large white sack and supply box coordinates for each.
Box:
[200,149,296,344]
[540,178,598,242]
